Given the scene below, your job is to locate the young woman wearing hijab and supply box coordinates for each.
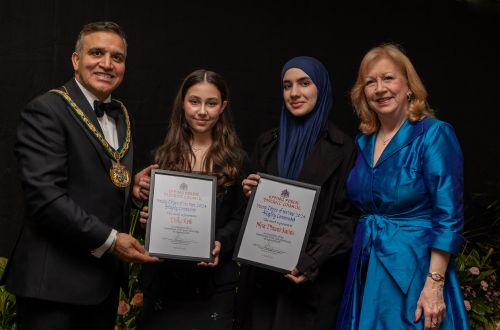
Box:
[136,69,249,330]
[336,44,469,330]
[236,56,358,330]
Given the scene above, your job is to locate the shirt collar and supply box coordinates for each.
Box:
[74,78,111,110]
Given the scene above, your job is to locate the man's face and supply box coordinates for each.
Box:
[72,31,126,100]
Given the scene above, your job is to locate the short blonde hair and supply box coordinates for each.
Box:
[351,43,434,134]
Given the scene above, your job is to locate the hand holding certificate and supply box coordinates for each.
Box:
[145,169,217,262]
[234,173,320,273]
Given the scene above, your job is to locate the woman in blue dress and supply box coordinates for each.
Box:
[336,44,470,329]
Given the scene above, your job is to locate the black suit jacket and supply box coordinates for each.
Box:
[5,79,134,305]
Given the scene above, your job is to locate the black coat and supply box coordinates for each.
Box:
[5,79,133,305]
[237,122,358,330]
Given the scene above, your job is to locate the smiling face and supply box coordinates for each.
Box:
[363,57,410,119]
[72,31,126,100]
[183,81,227,136]
[282,68,318,117]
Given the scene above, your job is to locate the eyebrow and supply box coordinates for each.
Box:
[283,76,311,83]
[87,47,125,56]
[187,95,220,101]
[87,47,103,53]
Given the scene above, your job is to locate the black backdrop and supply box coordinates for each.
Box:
[1,0,499,258]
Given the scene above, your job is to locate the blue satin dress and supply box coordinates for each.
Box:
[337,118,470,329]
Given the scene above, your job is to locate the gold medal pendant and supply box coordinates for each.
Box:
[110,163,131,188]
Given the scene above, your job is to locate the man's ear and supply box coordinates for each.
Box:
[71,52,80,71]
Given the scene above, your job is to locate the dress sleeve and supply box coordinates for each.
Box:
[423,122,464,255]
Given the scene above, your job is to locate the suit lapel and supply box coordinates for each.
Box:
[120,114,133,200]
[65,80,104,135]
[64,80,112,172]
[115,111,126,147]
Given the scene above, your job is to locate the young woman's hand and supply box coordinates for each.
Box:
[285,267,308,284]
[139,206,149,229]
[241,173,261,199]
[133,164,159,201]
[197,241,221,267]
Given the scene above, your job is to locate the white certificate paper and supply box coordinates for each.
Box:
[145,169,216,261]
[234,173,320,273]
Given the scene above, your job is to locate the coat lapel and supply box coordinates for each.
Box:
[298,123,345,186]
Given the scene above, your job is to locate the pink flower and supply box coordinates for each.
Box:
[131,292,144,307]
[117,300,130,315]
[481,280,489,290]
[464,300,471,311]
[468,267,480,275]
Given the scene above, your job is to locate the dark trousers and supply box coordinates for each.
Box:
[140,289,236,330]
[16,286,119,330]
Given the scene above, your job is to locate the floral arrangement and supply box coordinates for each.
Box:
[456,245,499,330]
[115,208,144,330]
[0,257,17,330]
[458,181,500,330]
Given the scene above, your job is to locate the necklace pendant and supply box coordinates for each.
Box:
[110,162,131,188]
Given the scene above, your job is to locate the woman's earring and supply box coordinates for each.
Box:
[407,92,413,102]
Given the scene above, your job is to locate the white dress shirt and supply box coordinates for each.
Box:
[75,79,119,257]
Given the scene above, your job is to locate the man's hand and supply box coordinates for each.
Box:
[113,233,159,263]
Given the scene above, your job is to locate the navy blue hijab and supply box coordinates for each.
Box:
[277,56,333,180]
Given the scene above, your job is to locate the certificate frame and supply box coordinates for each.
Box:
[233,172,320,273]
[145,169,217,262]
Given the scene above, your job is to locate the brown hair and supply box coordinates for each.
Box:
[351,43,434,134]
[75,21,127,56]
[154,69,243,189]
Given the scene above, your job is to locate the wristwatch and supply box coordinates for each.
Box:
[428,272,445,282]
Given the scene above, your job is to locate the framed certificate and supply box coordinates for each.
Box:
[233,173,320,273]
[145,169,217,261]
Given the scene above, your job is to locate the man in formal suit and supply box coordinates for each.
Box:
[4,21,158,329]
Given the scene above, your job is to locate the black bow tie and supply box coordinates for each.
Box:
[93,100,121,119]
